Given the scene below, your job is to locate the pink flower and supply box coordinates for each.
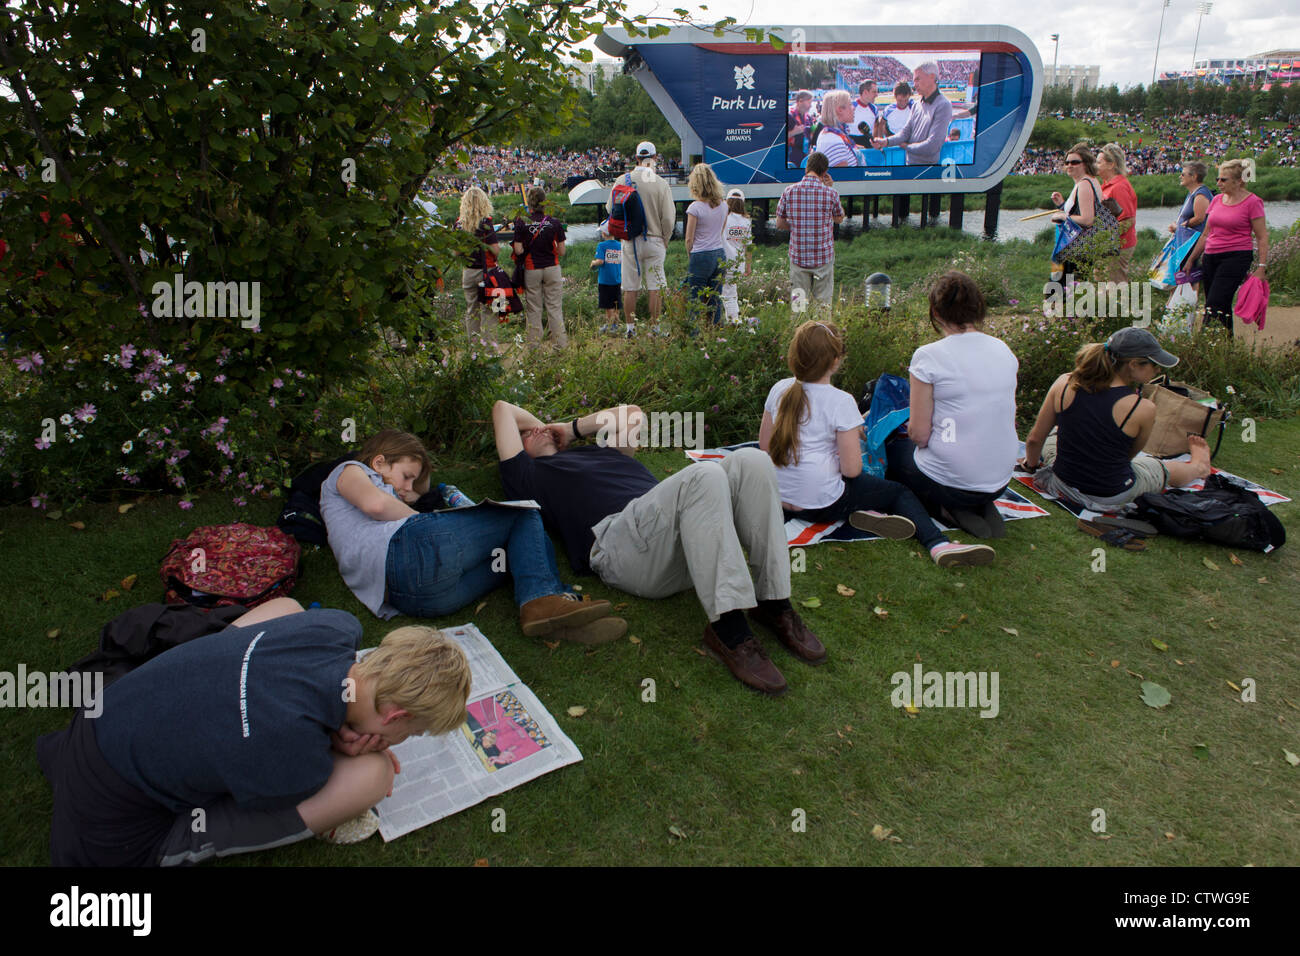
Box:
[30,494,47,509]
[35,438,51,450]
[119,344,136,368]
[214,374,226,384]
[15,352,44,372]
[74,403,97,421]
[272,377,284,389]
[179,499,194,510]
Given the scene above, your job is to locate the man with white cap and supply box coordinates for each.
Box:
[607,141,676,336]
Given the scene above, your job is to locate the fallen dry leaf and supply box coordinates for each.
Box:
[1226,680,1243,693]
[873,606,889,619]
[1257,576,1268,584]
[475,601,487,613]
[69,521,85,531]
[831,546,845,553]
[1283,698,1300,712]
[1111,660,1120,668]
[815,563,823,571]
[1285,750,1300,767]
[566,706,587,718]
[836,584,856,597]
[120,573,138,591]
[1029,543,1036,551]
[1126,669,1144,679]
[903,702,919,716]
[1229,553,1244,566]
[957,613,968,624]
[870,824,893,841]
[1270,467,1284,475]
[1151,638,1169,652]
[117,503,135,514]
[693,647,706,657]
[628,635,641,644]
[473,859,490,867]
[1202,557,1220,571]
[614,603,629,611]
[1086,650,1096,657]
[46,509,63,520]
[543,640,560,650]
[1175,658,1185,665]
[668,825,687,839]
[1098,834,1113,840]
[1000,626,1019,636]
[1165,832,1176,840]
[100,589,120,602]
[953,582,965,588]
[46,628,60,639]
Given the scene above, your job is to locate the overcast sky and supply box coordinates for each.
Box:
[616,1,1299,90]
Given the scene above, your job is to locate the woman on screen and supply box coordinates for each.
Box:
[814,90,860,168]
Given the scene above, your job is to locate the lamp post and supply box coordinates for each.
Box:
[1152,0,1172,87]
[1191,2,1213,72]
[1050,33,1060,87]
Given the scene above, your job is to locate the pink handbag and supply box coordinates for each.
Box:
[1234,275,1269,331]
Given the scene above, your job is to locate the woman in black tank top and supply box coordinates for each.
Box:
[1019,328,1213,507]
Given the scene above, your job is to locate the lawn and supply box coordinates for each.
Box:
[3,416,1298,867]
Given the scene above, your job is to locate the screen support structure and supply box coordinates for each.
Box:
[626,56,701,167]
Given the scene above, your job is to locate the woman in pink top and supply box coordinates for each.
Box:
[1097,143,1138,282]
[1185,159,1269,336]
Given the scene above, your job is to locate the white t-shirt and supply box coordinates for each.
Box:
[884,103,913,135]
[909,331,1019,493]
[852,100,878,133]
[764,378,863,510]
[723,213,752,272]
[686,200,728,253]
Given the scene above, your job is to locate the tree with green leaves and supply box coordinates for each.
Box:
[0,1,762,391]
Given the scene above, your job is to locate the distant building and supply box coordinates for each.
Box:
[1159,47,1300,87]
[565,58,623,93]
[1045,64,1100,93]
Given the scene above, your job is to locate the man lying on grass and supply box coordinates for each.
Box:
[492,399,823,697]
[37,598,469,865]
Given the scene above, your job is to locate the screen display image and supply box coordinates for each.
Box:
[786,51,980,171]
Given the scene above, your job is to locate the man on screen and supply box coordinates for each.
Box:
[872,63,952,165]
[787,90,814,167]
[882,82,915,135]
[851,80,880,140]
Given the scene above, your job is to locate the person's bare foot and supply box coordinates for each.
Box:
[1187,434,1213,477]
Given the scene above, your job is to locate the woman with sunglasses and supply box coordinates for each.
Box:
[1182,159,1268,336]
[1019,328,1212,512]
[1048,143,1106,289]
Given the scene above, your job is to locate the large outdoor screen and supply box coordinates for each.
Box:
[785,50,981,171]
[586,25,1041,199]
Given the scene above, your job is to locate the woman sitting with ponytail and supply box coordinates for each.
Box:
[759,320,995,568]
[1020,328,1213,510]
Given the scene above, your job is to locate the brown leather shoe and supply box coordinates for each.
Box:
[554,616,627,645]
[748,605,827,665]
[702,624,787,696]
[520,593,611,637]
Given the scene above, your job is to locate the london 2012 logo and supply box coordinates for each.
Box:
[734,64,755,90]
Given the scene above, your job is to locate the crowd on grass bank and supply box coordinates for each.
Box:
[449,139,1270,350]
[422,144,682,198]
[1011,109,1300,175]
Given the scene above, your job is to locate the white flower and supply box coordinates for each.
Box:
[102,354,113,363]
[1225,385,1236,395]
[59,413,73,425]
[186,371,201,382]
[141,390,156,402]
[121,441,134,453]
[158,382,171,394]
[83,414,95,424]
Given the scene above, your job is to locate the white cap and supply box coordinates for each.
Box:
[635,141,657,158]
[726,188,745,200]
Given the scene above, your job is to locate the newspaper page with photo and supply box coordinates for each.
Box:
[367,623,582,841]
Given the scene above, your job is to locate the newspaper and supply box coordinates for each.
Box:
[367,623,582,841]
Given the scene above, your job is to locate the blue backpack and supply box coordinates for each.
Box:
[859,374,911,478]
[608,174,648,273]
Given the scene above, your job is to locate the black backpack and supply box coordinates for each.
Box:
[1135,474,1286,553]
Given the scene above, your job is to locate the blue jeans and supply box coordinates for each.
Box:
[385,506,566,618]
[886,437,1005,520]
[684,248,725,326]
[788,472,948,550]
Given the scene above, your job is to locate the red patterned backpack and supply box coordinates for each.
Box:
[160,523,301,609]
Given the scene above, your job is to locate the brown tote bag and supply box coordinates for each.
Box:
[1139,376,1229,459]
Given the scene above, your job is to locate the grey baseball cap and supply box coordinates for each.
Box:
[1106,327,1179,368]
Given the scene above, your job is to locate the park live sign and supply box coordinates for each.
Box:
[590,24,1043,200]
